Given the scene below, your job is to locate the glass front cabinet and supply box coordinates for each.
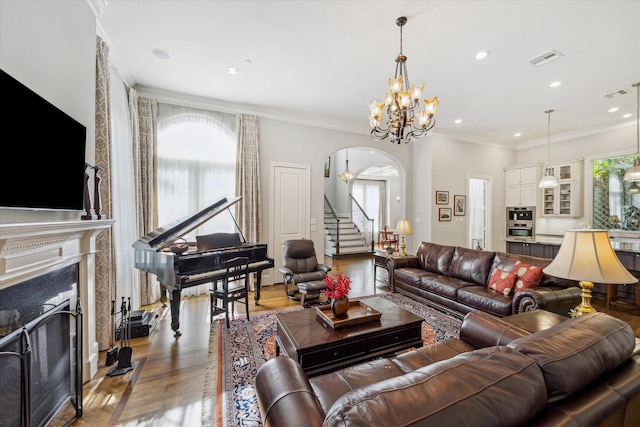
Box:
[541,160,583,217]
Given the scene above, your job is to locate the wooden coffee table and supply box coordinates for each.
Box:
[275,296,424,377]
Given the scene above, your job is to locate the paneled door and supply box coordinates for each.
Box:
[468,175,492,251]
[271,162,310,283]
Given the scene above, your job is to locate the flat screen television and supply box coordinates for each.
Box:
[0,68,87,211]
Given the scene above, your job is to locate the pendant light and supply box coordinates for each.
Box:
[627,182,640,194]
[338,149,355,183]
[623,82,640,183]
[539,109,559,188]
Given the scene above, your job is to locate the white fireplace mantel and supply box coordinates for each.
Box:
[0,219,114,381]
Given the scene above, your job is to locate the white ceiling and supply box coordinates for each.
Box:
[96,0,640,149]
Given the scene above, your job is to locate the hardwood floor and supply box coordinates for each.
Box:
[52,254,640,426]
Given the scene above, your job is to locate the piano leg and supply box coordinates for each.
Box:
[160,284,168,307]
[168,288,182,337]
[254,271,262,306]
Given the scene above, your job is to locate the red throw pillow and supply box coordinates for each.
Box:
[513,261,543,291]
[488,267,517,296]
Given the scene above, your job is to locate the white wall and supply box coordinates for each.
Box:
[418,134,518,252]
[0,0,96,224]
[258,118,414,256]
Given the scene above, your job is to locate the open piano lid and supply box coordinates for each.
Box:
[132,196,242,251]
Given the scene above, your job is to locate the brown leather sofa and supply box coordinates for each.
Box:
[256,311,640,427]
[387,241,582,317]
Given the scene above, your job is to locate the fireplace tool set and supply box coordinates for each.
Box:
[106,299,119,365]
[107,296,135,376]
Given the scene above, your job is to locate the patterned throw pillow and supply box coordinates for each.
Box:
[488,267,517,296]
[513,261,544,292]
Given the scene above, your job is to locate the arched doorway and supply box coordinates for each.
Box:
[324,148,403,255]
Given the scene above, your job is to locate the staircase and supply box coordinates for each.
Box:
[324,212,371,257]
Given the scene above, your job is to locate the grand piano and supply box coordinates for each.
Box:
[133,196,274,336]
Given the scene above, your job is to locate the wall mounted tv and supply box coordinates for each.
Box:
[1,68,87,211]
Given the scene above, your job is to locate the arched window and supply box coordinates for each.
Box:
[157,103,238,239]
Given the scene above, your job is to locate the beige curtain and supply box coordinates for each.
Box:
[131,93,160,305]
[236,114,261,243]
[94,36,115,350]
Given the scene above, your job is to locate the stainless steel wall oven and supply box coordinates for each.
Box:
[506,207,535,240]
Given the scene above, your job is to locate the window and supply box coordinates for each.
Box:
[157,104,238,239]
[592,155,640,231]
[352,179,385,232]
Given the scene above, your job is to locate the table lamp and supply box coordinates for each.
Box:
[543,228,637,317]
[395,219,413,257]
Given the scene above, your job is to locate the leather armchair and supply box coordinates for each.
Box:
[278,239,331,300]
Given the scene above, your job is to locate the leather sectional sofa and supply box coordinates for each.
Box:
[256,310,640,427]
[387,242,582,317]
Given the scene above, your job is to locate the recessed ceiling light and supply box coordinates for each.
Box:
[474,51,489,60]
[152,48,171,60]
[608,107,619,113]
[227,67,238,75]
[454,119,462,124]
[514,132,522,137]
[623,113,633,119]
[549,81,562,88]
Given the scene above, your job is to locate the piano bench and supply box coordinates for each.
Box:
[298,281,328,307]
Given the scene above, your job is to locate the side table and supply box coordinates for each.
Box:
[373,250,394,286]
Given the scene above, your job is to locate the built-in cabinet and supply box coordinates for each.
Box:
[504,165,540,207]
[616,251,640,271]
[506,241,558,258]
[541,160,583,217]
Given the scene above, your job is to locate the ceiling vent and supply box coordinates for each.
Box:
[529,50,564,66]
[604,89,629,98]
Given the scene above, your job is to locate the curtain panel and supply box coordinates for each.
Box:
[109,66,141,311]
[94,36,114,350]
[132,94,160,305]
[236,114,262,243]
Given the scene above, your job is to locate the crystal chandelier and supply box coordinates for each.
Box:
[368,16,439,144]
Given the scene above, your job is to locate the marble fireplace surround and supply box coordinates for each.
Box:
[0,220,113,381]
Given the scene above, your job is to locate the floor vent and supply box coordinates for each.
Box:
[529,49,564,66]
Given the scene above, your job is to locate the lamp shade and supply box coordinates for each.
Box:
[538,174,558,188]
[395,219,413,235]
[543,229,636,284]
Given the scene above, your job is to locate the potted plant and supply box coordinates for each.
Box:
[323,272,351,317]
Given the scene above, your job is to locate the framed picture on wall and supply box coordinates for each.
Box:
[436,191,449,205]
[324,157,330,177]
[439,208,452,221]
[454,195,466,216]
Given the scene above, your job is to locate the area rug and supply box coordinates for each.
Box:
[201,292,462,427]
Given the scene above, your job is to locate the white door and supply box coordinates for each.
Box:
[271,162,310,283]
[468,175,492,251]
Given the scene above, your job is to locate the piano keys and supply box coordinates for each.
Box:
[133,196,274,337]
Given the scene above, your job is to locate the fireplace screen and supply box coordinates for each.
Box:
[0,265,82,427]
